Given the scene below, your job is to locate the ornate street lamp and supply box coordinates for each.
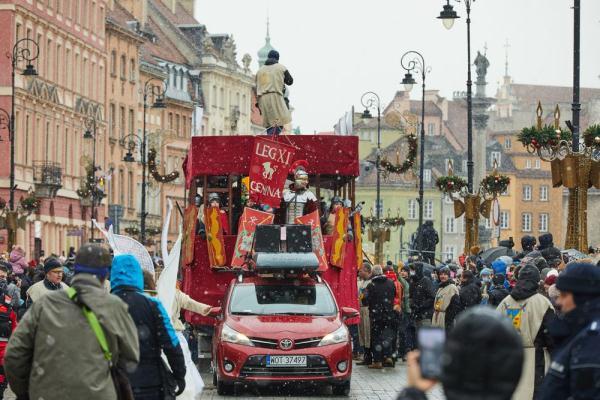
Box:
[122,78,166,244]
[401,50,430,259]
[83,117,100,241]
[0,38,39,249]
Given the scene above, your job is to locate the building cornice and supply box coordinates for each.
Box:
[106,19,146,45]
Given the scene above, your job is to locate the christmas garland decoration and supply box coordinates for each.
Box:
[20,194,40,212]
[481,174,510,196]
[124,226,139,235]
[146,226,161,236]
[380,134,418,174]
[583,124,600,147]
[148,148,179,183]
[436,175,467,195]
[518,125,571,148]
[76,163,105,201]
[364,216,406,226]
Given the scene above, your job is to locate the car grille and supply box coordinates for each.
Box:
[240,355,332,377]
[249,336,322,349]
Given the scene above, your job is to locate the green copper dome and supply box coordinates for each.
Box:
[257,18,276,67]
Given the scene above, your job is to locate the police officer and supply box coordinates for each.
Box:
[539,262,600,399]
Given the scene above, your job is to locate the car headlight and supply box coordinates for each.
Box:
[221,324,254,347]
[318,325,349,347]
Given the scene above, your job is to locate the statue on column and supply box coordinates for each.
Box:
[256,50,293,135]
[474,51,490,98]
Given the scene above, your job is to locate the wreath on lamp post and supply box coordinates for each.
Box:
[20,193,40,213]
[583,124,600,148]
[148,148,179,183]
[380,134,418,174]
[518,125,571,149]
[481,174,510,196]
[124,226,140,236]
[436,175,468,195]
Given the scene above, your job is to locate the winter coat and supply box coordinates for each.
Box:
[26,278,68,304]
[111,255,186,395]
[488,284,510,307]
[432,280,459,330]
[459,276,482,311]
[539,298,600,399]
[385,270,402,310]
[171,289,211,332]
[409,264,435,321]
[398,276,411,314]
[0,279,21,309]
[497,272,555,400]
[357,277,371,348]
[364,275,396,323]
[4,274,140,400]
[9,248,27,276]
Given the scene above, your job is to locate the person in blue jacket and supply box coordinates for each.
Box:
[539,262,600,400]
[111,254,186,400]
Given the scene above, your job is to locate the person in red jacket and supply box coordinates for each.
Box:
[0,263,18,399]
[384,262,402,367]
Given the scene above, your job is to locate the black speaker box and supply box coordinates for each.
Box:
[254,225,281,253]
[285,224,312,253]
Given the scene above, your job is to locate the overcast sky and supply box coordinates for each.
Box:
[195,0,600,133]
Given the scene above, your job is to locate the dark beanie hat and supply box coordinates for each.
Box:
[556,262,600,296]
[493,273,506,286]
[441,306,523,400]
[267,49,279,60]
[0,261,11,273]
[43,257,63,274]
[74,244,112,278]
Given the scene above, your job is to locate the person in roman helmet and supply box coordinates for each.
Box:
[281,160,317,224]
[206,192,230,235]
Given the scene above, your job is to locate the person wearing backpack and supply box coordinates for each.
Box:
[111,254,186,400]
[4,243,140,400]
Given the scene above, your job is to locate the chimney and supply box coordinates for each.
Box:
[119,0,148,26]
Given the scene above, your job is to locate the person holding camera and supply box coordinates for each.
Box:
[396,306,524,400]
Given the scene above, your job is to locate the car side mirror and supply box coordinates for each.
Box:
[341,307,359,320]
[208,306,222,318]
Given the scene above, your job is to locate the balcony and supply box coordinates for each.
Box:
[33,161,62,198]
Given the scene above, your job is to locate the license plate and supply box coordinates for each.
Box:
[266,355,307,367]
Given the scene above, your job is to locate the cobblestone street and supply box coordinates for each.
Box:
[199,360,445,400]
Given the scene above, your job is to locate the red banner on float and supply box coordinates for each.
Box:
[205,207,227,267]
[330,207,349,268]
[231,207,275,268]
[295,211,328,272]
[182,205,198,266]
[249,137,296,208]
[354,212,363,270]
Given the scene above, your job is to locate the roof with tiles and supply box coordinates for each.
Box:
[150,0,199,26]
[140,15,189,66]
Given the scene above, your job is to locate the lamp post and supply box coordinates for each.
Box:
[2,38,39,249]
[438,0,475,193]
[83,117,98,241]
[123,78,166,244]
[360,91,384,262]
[401,50,430,258]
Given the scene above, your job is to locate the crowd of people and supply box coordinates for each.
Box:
[0,243,212,400]
[355,233,600,399]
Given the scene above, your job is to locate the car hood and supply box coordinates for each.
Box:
[226,314,341,338]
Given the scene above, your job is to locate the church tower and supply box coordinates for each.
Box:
[257,18,276,67]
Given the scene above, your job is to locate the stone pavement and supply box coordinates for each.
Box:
[199,360,446,400]
[4,360,445,399]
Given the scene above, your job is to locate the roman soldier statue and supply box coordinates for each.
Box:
[281,160,317,224]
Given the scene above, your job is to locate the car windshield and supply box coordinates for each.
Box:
[229,283,337,316]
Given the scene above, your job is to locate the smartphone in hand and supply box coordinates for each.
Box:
[417,326,446,379]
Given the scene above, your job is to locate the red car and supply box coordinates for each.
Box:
[210,275,358,396]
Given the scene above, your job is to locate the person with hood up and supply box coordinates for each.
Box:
[111,254,186,399]
[396,306,524,400]
[409,263,435,328]
[255,49,293,135]
[364,265,396,369]
[541,246,563,271]
[479,267,493,305]
[431,266,459,331]
[497,264,555,400]
[25,257,68,306]
[459,270,482,311]
[8,247,27,277]
[489,273,510,307]
[514,235,537,262]
[5,244,140,400]
[539,262,600,399]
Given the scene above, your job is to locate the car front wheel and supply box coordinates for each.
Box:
[215,370,234,395]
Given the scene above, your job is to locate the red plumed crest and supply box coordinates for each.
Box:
[289,159,309,174]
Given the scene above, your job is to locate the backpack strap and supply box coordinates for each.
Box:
[66,287,113,364]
